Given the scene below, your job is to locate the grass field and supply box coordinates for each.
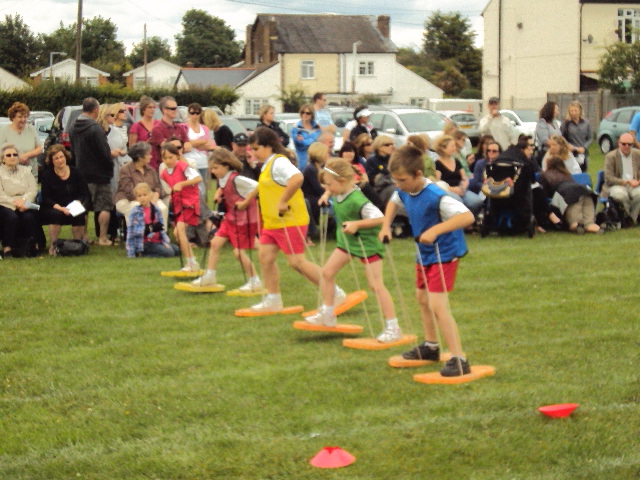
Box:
[2,146,639,479]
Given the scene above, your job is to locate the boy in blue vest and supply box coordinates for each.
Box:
[379,145,475,377]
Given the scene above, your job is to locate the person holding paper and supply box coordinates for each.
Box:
[40,145,89,255]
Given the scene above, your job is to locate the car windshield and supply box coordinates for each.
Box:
[398,112,444,133]
[513,110,538,122]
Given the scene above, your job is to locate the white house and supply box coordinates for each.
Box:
[30,58,110,86]
[0,67,30,91]
[123,58,181,89]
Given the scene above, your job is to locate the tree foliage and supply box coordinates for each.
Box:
[175,10,242,67]
[0,15,39,77]
[278,84,307,113]
[128,37,173,68]
[598,42,640,93]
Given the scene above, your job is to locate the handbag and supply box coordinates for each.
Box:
[52,239,89,256]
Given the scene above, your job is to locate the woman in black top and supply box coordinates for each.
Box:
[40,145,89,254]
[201,109,233,150]
[256,104,290,146]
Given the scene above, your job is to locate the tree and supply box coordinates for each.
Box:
[0,14,39,77]
[175,9,242,67]
[128,37,173,67]
[422,11,482,90]
[598,42,640,93]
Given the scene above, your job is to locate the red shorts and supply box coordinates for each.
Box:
[337,247,382,264]
[216,220,258,250]
[175,207,199,226]
[259,225,307,255]
[415,260,458,292]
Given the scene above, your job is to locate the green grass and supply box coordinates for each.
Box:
[1,221,640,479]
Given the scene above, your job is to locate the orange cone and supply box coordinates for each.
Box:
[309,446,356,468]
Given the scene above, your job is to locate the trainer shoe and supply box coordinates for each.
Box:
[334,287,347,306]
[376,325,403,343]
[401,344,440,361]
[440,356,471,377]
[250,296,283,313]
[192,272,216,286]
[304,307,337,327]
[237,277,262,293]
[180,261,200,273]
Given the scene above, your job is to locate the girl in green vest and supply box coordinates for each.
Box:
[305,158,403,343]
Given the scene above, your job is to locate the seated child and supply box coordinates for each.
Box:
[159,143,202,271]
[379,145,475,377]
[305,158,403,343]
[125,182,179,258]
[191,148,262,291]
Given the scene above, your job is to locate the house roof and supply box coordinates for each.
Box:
[176,68,256,88]
[123,58,181,76]
[0,66,29,89]
[255,14,397,54]
[30,58,110,77]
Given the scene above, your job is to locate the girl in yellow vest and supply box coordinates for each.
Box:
[238,127,345,313]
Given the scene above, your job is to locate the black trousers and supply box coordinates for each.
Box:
[0,206,45,251]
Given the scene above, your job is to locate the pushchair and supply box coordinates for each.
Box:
[479,150,536,238]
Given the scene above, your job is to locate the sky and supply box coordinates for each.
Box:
[0,0,487,56]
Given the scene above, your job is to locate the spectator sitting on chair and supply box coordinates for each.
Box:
[602,133,640,225]
[40,145,89,255]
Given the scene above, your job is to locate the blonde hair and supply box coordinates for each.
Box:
[442,120,458,135]
[307,142,329,167]
[258,104,274,122]
[133,182,151,195]
[372,134,394,153]
[201,109,221,131]
[318,158,355,184]
[548,134,569,159]
[565,100,584,122]
[208,147,243,172]
[97,104,111,130]
[432,135,454,156]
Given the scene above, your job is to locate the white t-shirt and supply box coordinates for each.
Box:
[218,171,258,197]
[262,154,300,185]
[335,187,383,219]
[183,125,210,169]
[621,152,634,180]
[390,178,470,220]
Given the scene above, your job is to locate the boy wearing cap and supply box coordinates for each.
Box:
[232,133,261,181]
[478,97,517,151]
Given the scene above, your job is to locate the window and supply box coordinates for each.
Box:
[410,98,426,107]
[301,60,315,79]
[617,9,640,43]
[358,61,374,76]
[245,99,268,115]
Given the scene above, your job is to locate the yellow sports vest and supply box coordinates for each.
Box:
[258,154,309,229]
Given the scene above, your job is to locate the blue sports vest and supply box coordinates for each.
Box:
[397,183,467,266]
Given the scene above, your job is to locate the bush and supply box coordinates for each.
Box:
[457,88,482,99]
[0,81,238,115]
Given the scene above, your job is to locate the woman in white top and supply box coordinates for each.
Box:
[182,103,214,191]
[542,134,581,174]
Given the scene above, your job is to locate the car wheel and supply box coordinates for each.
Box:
[599,136,613,154]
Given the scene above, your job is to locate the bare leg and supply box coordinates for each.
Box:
[48,224,61,254]
[207,236,227,270]
[363,259,395,320]
[236,249,257,277]
[97,210,111,244]
[320,249,350,306]
[415,288,439,343]
[429,292,464,357]
[285,252,321,285]
[71,225,85,240]
[258,243,280,293]
[175,222,193,260]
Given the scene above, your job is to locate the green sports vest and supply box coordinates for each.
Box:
[333,189,384,259]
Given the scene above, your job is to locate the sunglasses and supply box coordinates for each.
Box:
[487,149,499,153]
[164,107,178,111]
[118,109,125,114]
[4,152,18,157]
[301,111,312,115]
[189,111,201,115]
[620,142,633,147]
[382,143,394,147]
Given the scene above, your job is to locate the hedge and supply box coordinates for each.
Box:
[0,81,239,116]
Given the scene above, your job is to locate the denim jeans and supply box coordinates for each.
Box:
[143,242,179,257]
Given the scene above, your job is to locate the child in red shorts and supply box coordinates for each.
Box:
[379,145,475,377]
[159,143,202,272]
[191,148,261,291]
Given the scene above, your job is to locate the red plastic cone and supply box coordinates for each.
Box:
[310,446,356,468]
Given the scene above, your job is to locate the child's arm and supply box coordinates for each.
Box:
[236,184,258,211]
[417,211,474,244]
[173,167,201,192]
[341,216,382,235]
[278,172,303,215]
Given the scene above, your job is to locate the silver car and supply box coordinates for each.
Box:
[367,105,445,146]
[438,110,480,144]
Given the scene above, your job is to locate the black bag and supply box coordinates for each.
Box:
[595,200,622,231]
[52,239,89,256]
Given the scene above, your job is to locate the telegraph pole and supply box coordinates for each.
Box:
[75,0,83,83]
[143,24,148,88]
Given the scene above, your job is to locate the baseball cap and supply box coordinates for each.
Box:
[356,108,372,118]
[233,132,248,145]
[488,97,500,105]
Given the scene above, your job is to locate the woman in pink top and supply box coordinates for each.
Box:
[128,96,159,145]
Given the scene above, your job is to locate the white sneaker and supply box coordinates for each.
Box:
[250,296,283,313]
[237,277,262,293]
[304,307,337,327]
[376,325,403,343]
[334,287,347,306]
[180,262,200,273]
[192,272,216,286]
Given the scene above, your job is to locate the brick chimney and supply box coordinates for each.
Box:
[377,15,390,38]
[245,24,253,66]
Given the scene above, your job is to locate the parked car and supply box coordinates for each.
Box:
[235,115,260,135]
[0,116,10,129]
[274,113,301,151]
[34,117,54,145]
[596,106,640,153]
[219,115,248,137]
[45,105,83,158]
[500,109,538,137]
[438,110,480,145]
[367,105,445,146]
[28,111,54,123]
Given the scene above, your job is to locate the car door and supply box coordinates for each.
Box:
[381,114,404,146]
[612,108,638,142]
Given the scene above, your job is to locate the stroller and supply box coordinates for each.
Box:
[479,149,536,238]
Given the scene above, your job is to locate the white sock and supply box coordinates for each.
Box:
[266,293,281,302]
[187,257,197,265]
[423,340,439,349]
[249,275,260,283]
[385,318,399,329]
[322,305,335,316]
[206,269,215,276]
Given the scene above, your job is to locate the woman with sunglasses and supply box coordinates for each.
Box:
[291,103,321,170]
[0,143,43,257]
[183,103,214,191]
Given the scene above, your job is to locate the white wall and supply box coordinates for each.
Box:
[391,63,443,104]
[231,64,282,115]
[130,62,180,89]
[0,69,29,91]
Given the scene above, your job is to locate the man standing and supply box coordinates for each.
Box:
[232,132,260,181]
[149,96,191,170]
[479,97,517,151]
[69,97,114,246]
[312,92,336,134]
[603,132,640,224]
